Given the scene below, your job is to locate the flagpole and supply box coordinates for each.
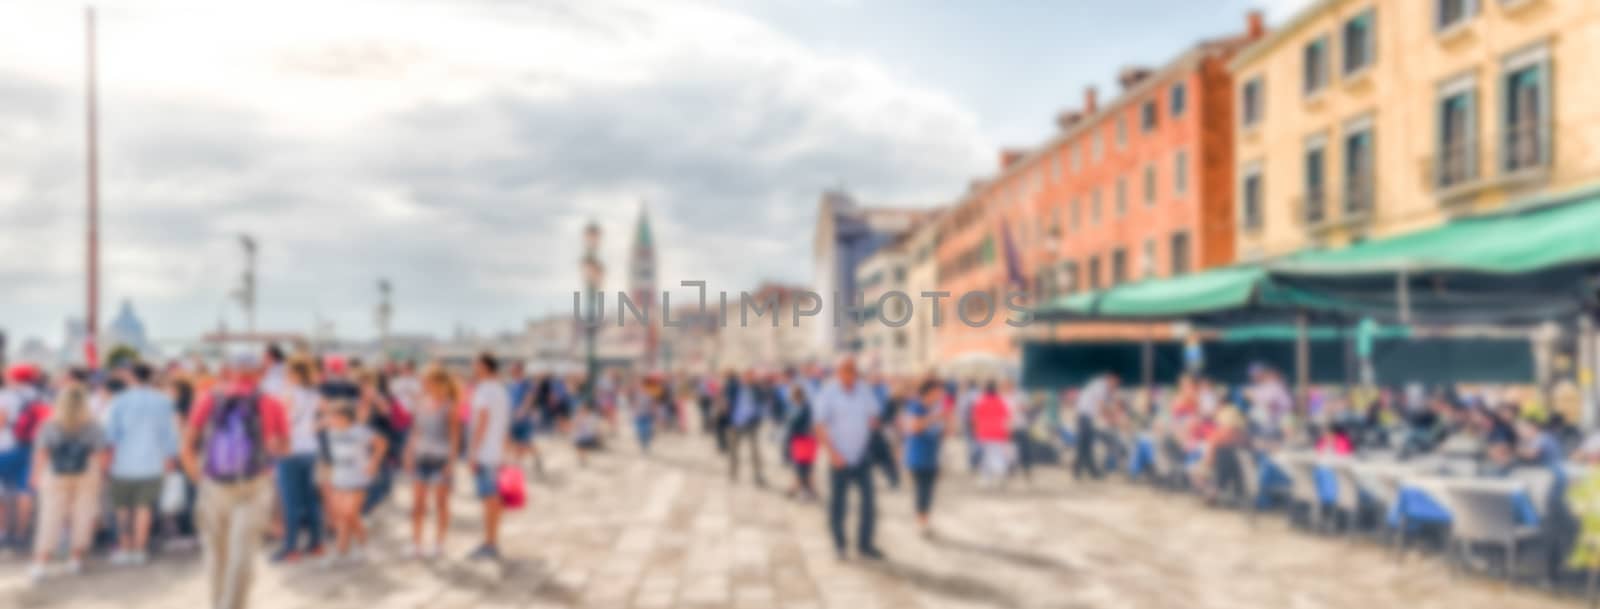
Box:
[85,5,101,367]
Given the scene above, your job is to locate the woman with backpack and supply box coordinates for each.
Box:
[29,385,107,581]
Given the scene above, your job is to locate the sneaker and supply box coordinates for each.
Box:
[27,563,47,583]
[64,560,83,575]
[857,546,887,561]
[270,549,300,564]
[465,544,500,561]
[108,550,129,566]
[130,551,149,566]
[347,547,366,564]
[425,544,443,560]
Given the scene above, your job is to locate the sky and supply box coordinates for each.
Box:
[0,0,1313,349]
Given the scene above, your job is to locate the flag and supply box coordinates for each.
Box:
[999,219,1027,291]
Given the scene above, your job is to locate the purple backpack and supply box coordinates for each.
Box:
[203,393,269,481]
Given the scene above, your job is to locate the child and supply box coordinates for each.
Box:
[785,385,818,501]
[324,401,386,565]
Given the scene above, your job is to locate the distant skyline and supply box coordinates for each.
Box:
[0,0,1311,348]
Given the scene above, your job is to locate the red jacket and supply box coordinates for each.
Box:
[972,393,1011,442]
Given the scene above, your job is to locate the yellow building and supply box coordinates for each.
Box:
[1231,0,1600,261]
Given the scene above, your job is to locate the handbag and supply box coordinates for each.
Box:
[159,471,187,515]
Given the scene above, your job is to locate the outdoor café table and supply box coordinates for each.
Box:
[1386,475,1539,531]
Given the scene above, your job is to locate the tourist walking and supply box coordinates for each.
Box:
[813,357,886,561]
[0,363,47,552]
[970,382,1012,487]
[178,353,288,609]
[28,386,105,582]
[1073,373,1119,481]
[323,400,386,565]
[903,379,949,536]
[725,370,766,486]
[466,353,511,561]
[272,358,323,563]
[104,362,180,566]
[404,364,460,559]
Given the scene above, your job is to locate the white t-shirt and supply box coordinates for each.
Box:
[326,424,377,489]
[470,380,511,466]
[285,386,322,456]
[390,374,422,412]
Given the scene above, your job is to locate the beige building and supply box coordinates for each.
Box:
[904,213,943,375]
[1231,0,1600,261]
[855,236,912,376]
[714,283,818,371]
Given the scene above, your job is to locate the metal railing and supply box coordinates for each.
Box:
[1504,120,1549,173]
[1434,138,1478,190]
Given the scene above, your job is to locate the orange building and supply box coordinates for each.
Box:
[936,12,1266,367]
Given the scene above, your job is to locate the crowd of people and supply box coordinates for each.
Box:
[1,344,1594,607]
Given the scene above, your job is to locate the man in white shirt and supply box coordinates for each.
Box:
[467,352,511,561]
[1073,373,1118,481]
[813,356,885,561]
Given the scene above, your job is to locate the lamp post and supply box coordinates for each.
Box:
[582,221,604,407]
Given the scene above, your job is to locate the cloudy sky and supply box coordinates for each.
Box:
[0,0,1310,348]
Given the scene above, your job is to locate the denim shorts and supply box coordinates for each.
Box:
[415,457,451,486]
[472,464,497,499]
[0,449,32,495]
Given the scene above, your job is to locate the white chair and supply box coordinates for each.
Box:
[1238,450,1262,526]
[1328,460,1366,532]
[1507,468,1556,520]
[1441,481,1542,579]
[1276,454,1325,530]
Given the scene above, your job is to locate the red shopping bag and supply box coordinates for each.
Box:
[790,435,818,465]
[498,465,527,510]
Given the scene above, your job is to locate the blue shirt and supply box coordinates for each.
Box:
[732,384,760,428]
[902,399,942,471]
[509,379,532,412]
[813,379,881,466]
[105,386,179,479]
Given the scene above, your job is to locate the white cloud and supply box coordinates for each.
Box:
[0,0,989,349]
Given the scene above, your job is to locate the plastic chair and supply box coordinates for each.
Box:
[1507,467,1556,520]
[1442,482,1543,580]
[1238,449,1261,526]
[1276,454,1325,531]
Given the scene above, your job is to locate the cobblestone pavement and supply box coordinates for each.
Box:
[0,431,1581,609]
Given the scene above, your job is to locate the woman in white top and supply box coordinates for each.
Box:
[273,358,326,563]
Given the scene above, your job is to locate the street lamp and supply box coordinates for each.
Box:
[582,221,604,408]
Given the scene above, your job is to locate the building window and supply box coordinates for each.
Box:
[1241,163,1264,231]
[1092,132,1104,161]
[1170,231,1191,276]
[1111,249,1128,285]
[1088,256,1102,290]
[1071,145,1082,171]
[1170,83,1187,118]
[1143,164,1157,206]
[1092,189,1102,223]
[1072,197,1083,230]
[1436,0,1478,32]
[1116,117,1127,148]
[1115,177,1128,216]
[1141,238,1157,278]
[1174,149,1189,195]
[1141,100,1158,133]
[1503,45,1551,173]
[1304,35,1330,96]
[1343,9,1376,75]
[1344,116,1375,215]
[1061,260,1079,294]
[1241,77,1264,129]
[1436,75,1478,189]
[1304,135,1327,225]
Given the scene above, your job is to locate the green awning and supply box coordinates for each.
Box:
[1032,266,1270,321]
[1215,323,1411,342]
[1273,186,1600,276]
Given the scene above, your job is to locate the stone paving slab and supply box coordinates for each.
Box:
[0,431,1582,608]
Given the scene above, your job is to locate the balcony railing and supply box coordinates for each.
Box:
[1344,169,1374,217]
[1302,188,1327,226]
[1504,120,1550,174]
[1434,138,1479,190]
